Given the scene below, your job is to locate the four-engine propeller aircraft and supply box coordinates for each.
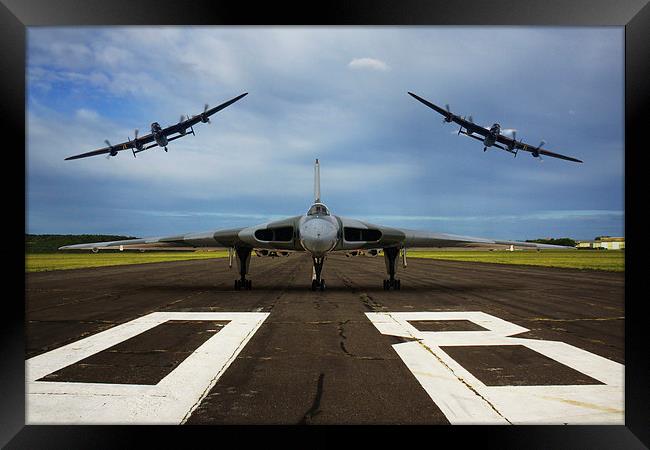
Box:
[408,92,583,163]
[64,93,248,161]
[60,159,572,291]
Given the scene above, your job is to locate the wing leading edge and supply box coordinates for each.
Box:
[397,228,573,249]
[58,228,247,251]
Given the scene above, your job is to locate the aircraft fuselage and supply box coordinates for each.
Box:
[298,213,339,257]
[151,122,168,147]
[483,123,501,148]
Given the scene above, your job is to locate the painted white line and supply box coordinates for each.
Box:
[26,312,269,424]
[366,311,624,425]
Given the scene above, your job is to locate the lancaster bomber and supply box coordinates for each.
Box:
[408,92,583,163]
[60,159,571,291]
[64,93,248,160]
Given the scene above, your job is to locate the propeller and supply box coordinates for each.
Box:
[202,104,211,124]
[104,139,115,159]
[129,130,140,158]
[532,140,546,161]
[442,103,452,123]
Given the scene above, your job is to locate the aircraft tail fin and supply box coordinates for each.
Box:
[314,158,321,203]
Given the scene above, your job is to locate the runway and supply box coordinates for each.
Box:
[25,253,624,425]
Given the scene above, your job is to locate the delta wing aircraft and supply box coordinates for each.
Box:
[64,93,248,161]
[60,159,572,291]
[408,92,583,163]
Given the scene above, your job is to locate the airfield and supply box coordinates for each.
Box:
[25,253,624,425]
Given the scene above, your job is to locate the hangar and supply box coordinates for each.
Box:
[576,236,625,250]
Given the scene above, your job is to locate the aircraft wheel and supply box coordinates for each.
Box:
[383,280,388,290]
[319,279,326,291]
[246,279,252,290]
[396,279,401,290]
[311,280,317,291]
[234,280,240,290]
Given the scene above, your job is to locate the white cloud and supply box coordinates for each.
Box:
[348,57,390,71]
[75,108,100,121]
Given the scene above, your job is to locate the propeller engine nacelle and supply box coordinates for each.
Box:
[507,130,518,154]
[532,140,546,158]
[443,104,453,123]
[105,140,118,157]
[200,104,211,124]
[177,115,188,135]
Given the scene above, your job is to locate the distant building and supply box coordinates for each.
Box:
[576,236,625,250]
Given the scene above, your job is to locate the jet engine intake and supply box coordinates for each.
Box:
[343,227,382,242]
[254,226,294,242]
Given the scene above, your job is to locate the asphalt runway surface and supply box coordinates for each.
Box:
[25,254,624,425]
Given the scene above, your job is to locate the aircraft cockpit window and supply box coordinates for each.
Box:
[307,204,330,216]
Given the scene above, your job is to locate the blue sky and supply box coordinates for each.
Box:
[26,27,624,241]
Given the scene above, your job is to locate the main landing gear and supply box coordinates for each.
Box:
[383,247,401,290]
[233,247,253,290]
[311,256,326,291]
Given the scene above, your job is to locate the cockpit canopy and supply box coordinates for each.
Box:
[307,203,330,216]
[151,122,161,131]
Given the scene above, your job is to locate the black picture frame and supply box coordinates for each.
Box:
[4,0,647,447]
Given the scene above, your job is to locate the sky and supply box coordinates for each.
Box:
[26,27,624,241]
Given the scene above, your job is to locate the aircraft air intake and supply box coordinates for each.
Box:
[254,226,294,242]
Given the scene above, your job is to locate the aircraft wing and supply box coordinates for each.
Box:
[178,92,248,131]
[398,229,574,249]
[495,134,583,163]
[337,217,574,250]
[59,228,248,251]
[408,92,488,136]
[64,133,156,161]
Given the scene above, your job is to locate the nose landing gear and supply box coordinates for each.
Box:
[311,279,326,291]
[235,279,252,290]
[311,256,326,291]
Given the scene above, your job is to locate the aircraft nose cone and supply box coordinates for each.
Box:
[300,220,338,255]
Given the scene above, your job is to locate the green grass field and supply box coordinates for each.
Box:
[26,249,625,273]
[26,251,228,273]
[408,250,624,272]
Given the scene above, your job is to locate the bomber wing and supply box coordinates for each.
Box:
[398,229,574,249]
[408,92,488,136]
[59,228,248,251]
[495,134,583,163]
[173,92,249,132]
[337,218,574,250]
[64,133,156,161]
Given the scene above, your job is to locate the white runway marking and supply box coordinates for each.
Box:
[26,312,269,424]
[366,311,624,425]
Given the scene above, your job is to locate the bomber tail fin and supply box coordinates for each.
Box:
[314,158,321,203]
